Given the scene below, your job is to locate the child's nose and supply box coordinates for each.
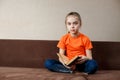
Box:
[71,25,74,28]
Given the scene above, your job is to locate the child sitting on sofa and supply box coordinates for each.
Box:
[44,12,98,74]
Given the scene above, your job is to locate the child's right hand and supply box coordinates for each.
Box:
[69,64,76,71]
[63,57,69,64]
[64,64,76,71]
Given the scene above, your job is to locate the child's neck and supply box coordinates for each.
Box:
[70,32,80,38]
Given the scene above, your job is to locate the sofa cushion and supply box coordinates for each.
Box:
[0,67,120,80]
[87,70,120,80]
[0,67,86,80]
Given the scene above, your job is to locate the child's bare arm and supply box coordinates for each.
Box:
[58,48,69,64]
[85,49,93,60]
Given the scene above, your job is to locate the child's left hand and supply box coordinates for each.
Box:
[75,55,88,64]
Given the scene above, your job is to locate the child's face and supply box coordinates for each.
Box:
[66,15,81,35]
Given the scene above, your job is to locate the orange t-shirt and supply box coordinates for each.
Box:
[57,33,93,60]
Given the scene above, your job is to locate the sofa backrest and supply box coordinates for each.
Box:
[92,41,120,70]
[0,40,58,68]
[0,40,120,70]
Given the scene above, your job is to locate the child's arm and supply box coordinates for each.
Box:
[58,48,76,70]
[57,53,71,69]
[58,48,69,64]
[85,49,93,60]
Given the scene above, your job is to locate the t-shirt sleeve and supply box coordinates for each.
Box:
[57,36,66,50]
[83,37,93,50]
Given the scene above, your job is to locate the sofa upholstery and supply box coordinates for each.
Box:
[0,39,120,80]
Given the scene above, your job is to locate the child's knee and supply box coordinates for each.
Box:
[44,59,53,69]
[88,60,98,67]
[85,60,98,74]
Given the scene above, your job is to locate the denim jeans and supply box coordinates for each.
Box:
[44,59,73,73]
[76,60,98,74]
[44,59,98,74]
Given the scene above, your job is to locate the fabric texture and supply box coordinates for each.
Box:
[57,33,93,59]
[44,59,98,74]
[0,67,87,80]
[0,67,120,80]
[44,59,73,73]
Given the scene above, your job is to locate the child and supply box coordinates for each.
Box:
[44,12,98,74]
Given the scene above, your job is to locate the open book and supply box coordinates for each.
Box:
[57,53,80,66]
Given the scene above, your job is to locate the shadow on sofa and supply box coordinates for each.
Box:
[0,39,120,80]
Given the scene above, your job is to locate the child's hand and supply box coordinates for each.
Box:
[69,64,76,71]
[75,55,88,64]
[63,64,76,71]
[63,57,69,64]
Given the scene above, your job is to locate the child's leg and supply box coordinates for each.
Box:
[84,59,98,74]
[44,59,73,73]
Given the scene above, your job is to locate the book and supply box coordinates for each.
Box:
[57,53,80,66]
[65,55,79,66]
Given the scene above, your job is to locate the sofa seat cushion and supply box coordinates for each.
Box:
[87,70,120,80]
[0,67,120,80]
[0,67,86,80]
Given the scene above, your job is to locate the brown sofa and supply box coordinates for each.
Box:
[0,39,120,80]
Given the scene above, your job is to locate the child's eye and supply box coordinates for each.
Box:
[67,22,71,25]
[74,22,78,25]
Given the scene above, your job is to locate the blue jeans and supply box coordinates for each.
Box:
[44,59,73,73]
[44,59,98,74]
[76,60,98,74]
